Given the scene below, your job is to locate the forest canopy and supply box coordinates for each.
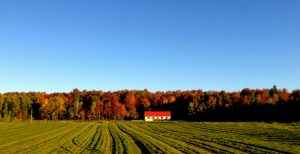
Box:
[0,86,299,121]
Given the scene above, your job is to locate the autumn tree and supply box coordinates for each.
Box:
[270,85,278,97]
[124,92,137,119]
[95,99,103,120]
[207,95,217,110]
[0,86,299,122]
[41,95,66,120]
[0,94,4,120]
[4,94,21,120]
[71,88,81,119]
[240,88,253,105]
[278,88,289,103]
[18,94,32,120]
[112,99,127,120]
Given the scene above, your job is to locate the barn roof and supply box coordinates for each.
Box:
[144,111,171,117]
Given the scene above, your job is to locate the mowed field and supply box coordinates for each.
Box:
[0,121,299,154]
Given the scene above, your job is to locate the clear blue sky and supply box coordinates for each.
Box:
[0,0,299,93]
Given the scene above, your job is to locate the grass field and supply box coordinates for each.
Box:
[0,121,299,154]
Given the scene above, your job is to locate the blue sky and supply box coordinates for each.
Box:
[0,0,299,93]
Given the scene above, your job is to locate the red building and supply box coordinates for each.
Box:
[144,111,171,121]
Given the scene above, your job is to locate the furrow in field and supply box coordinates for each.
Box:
[183,122,300,146]
[84,123,105,153]
[143,123,231,154]
[76,123,101,154]
[141,123,223,153]
[109,122,141,154]
[134,123,214,154]
[214,139,292,154]
[154,123,288,154]
[22,123,86,153]
[97,122,113,154]
[0,123,76,153]
[48,122,94,153]
[0,122,66,144]
[61,123,112,153]
[109,123,124,154]
[1,121,299,154]
[177,123,297,153]
[116,123,156,154]
[0,123,70,150]
[144,122,246,154]
[60,123,97,153]
[0,122,28,132]
[117,122,183,154]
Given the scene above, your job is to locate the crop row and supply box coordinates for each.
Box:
[139,122,300,154]
[0,121,299,154]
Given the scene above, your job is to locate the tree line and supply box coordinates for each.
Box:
[0,86,299,121]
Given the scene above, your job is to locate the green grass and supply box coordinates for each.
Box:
[0,121,299,154]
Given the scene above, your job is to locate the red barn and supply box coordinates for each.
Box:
[144,111,171,121]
